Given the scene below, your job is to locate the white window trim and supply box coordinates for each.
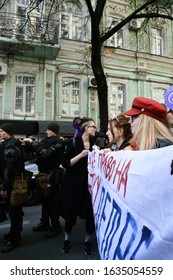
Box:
[107,79,128,118]
[13,73,36,117]
[151,85,168,103]
[58,75,84,118]
[58,3,84,41]
[151,27,164,56]
[106,17,125,49]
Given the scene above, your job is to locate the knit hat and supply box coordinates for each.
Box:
[0,122,14,135]
[124,97,167,122]
[47,122,59,134]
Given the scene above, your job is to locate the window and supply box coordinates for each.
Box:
[59,2,84,40]
[109,84,125,118]
[152,88,165,103]
[151,28,163,55]
[61,79,80,116]
[16,0,29,35]
[15,0,42,39]
[15,75,35,115]
[107,18,124,48]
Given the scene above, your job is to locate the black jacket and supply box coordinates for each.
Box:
[28,136,65,173]
[0,137,25,192]
[155,139,173,148]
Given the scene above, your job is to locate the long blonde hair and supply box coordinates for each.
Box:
[133,114,173,150]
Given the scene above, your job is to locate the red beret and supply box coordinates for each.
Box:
[124,97,167,122]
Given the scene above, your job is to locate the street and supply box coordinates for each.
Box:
[0,205,100,260]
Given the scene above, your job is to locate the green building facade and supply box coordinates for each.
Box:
[0,0,173,134]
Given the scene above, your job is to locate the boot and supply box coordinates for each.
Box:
[1,239,21,253]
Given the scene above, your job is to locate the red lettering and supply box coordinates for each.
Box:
[117,160,132,197]
[88,173,101,205]
[105,156,117,181]
[113,160,122,184]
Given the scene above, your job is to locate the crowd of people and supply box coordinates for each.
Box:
[0,96,173,256]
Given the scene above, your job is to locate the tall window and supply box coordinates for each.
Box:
[16,0,29,35]
[61,79,80,116]
[151,28,163,55]
[107,18,124,48]
[59,2,83,40]
[15,75,35,114]
[109,84,125,118]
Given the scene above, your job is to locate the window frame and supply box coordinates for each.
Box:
[151,27,164,56]
[152,87,167,104]
[14,74,36,116]
[58,2,84,41]
[108,82,126,119]
[60,77,81,118]
[106,17,125,48]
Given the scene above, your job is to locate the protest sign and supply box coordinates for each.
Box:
[88,147,173,260]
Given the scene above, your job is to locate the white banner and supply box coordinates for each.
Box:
[88,146,173,260]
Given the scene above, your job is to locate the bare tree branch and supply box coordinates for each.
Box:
[133,12,173,21]
[0,0,9,10]
[100,0,160,42]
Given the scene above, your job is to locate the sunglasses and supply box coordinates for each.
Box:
[88,125,97,129]
[167,109,173,115]
[112,117,120,122]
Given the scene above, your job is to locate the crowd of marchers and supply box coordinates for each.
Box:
[0,96,173,256]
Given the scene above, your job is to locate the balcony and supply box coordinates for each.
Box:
[0,12,60,60]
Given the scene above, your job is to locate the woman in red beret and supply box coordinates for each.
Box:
[124,97,173,150]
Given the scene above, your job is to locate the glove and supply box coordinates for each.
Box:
[47,143,63,157]
[31,141,42,153]
[39,149,48,158]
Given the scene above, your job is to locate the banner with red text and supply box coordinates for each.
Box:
[88,146,173,260]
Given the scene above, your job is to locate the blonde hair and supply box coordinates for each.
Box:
[133,114,173,150]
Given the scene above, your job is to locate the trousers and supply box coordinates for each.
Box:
[8,205,23,240]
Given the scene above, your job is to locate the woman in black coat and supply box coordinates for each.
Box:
[59,117,96,255]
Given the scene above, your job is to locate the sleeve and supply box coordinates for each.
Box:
[46,141,64,158]
[61,139,75,169]
[3,145,19,191]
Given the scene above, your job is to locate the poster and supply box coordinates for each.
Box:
[88,147,173,260]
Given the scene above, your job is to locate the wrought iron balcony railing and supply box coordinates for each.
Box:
[0,12,59,44]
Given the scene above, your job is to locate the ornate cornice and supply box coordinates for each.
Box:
[107,0,128,17]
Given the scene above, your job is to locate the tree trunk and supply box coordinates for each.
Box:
[91,16,108,132]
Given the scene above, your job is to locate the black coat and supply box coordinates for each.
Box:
[59,136,94,224]
[25,136,64,173]
[0,137,25,192]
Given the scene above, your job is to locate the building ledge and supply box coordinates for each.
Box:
[0,37,60,60]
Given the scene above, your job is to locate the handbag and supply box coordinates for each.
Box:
[10,171,33,207]
[35,167,64,197]
[35,171,53,197]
